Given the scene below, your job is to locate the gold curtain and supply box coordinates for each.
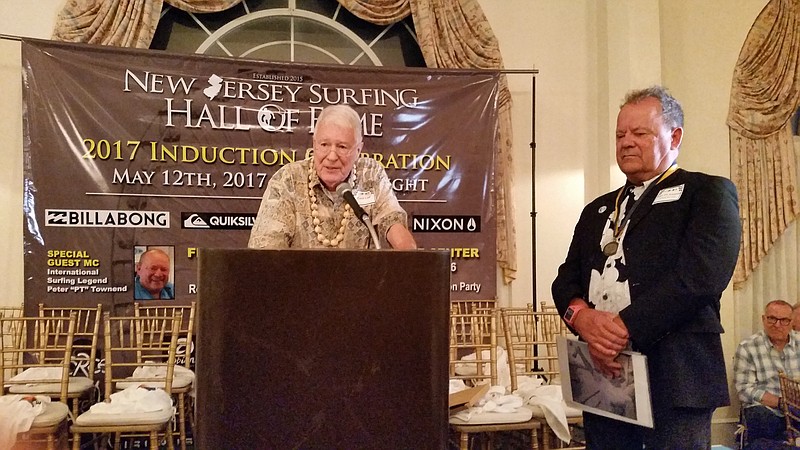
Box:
[51,0,163,47]
[164,0,242,13]
[727,0,800,288]
[51,0,519,283]
[52,0,242,44]
[336,0,411,25]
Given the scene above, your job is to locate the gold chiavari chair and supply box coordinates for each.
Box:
[1,313,77,450]
[449,306,545,450]
[32,303,102,418]
[501,303,584,450]
[70,312,182,450]
[779,371,800,447]
[450,299,497,316]
[1,304,25,379]
[135,301,196,450]
[0,304,24,319]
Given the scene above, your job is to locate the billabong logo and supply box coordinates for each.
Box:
[181,212,256,230]
[45,210,169,228]
[411,215,481,233]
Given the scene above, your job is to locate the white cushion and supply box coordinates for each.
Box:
[115,365,194,390]
[73,387,174,427]
[9,367,62,381]
[9,376,94,395]
[529,403,582,418]
[30,402,69,427]
[116,373,193,390]
[73,407,173,426]
[449,407,533,425]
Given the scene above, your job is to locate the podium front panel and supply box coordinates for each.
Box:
[196,248,450,450]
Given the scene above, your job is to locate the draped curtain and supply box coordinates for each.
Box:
[727,0,800,334]
[52,0,519,284]
[734,138,800,342]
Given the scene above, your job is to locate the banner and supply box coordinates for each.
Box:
[22,39,499,310]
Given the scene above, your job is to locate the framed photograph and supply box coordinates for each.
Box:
[557,336,653,428]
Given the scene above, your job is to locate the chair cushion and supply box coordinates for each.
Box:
[449,407,533,425]
[115,373,193,390]
[8,367,62,381]
[30,401,70,427]
[74,386,174,426]
[8,376,94,395]
[115,365,194,390]
[73,407,174,426]
[530,403,583,418]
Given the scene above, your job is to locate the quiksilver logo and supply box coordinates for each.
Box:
[183,214,210,229]
[45,210,169,228]
[181,212,256,230]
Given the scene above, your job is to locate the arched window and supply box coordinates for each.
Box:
[150,0,425,68]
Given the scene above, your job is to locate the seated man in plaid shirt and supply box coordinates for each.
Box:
[734,300,800,448]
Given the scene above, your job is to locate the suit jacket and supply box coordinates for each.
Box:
[552,168,741,410]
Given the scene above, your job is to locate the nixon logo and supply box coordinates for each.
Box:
[411,215,481,233]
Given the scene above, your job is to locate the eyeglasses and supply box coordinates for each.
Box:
[314,142,357,158]
[764,316,792,326]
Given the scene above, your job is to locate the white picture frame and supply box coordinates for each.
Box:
[557,336,653,428]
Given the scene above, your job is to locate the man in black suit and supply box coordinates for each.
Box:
[552,86,741,449]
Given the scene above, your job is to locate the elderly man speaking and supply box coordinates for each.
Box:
[248,104,416,250]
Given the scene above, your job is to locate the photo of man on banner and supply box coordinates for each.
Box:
[134,246,175,300]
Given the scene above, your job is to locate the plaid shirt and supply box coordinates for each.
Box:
[733,330,800,414]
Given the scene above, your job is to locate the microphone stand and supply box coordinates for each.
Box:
[362,216,382,249]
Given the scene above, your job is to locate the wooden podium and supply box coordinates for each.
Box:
[195,248,451,450]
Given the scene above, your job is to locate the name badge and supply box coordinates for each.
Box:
[354,190,376,206]
[653,184,684,205]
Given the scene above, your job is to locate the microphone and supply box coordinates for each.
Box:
[336,182,369,224]
[336,182,381,249]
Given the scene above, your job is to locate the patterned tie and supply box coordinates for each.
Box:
[621,183,637,216]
